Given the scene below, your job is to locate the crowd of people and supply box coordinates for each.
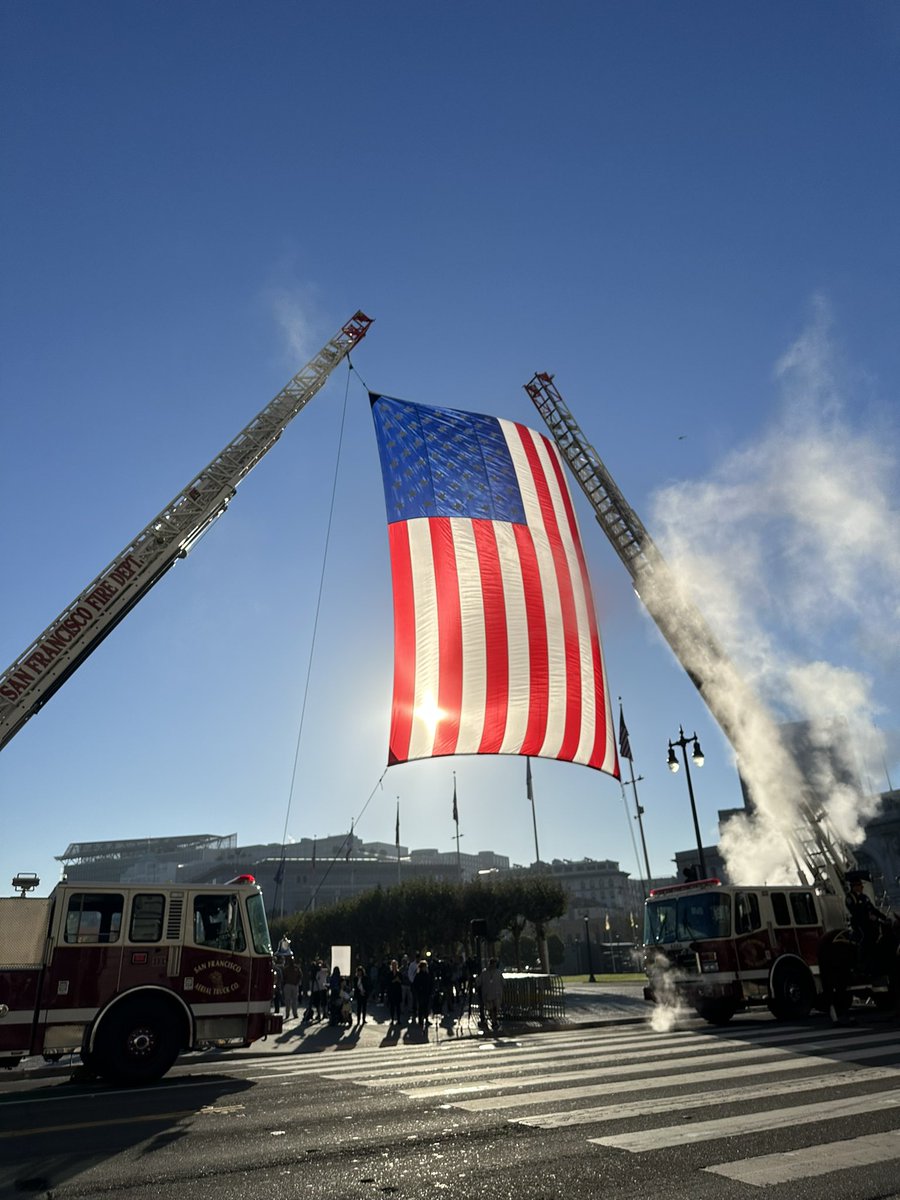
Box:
[270,944,504,1032]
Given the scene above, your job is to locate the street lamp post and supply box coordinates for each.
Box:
[667,726,708,879]
[583,914,596,983]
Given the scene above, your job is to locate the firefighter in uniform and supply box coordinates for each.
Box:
[846,873,891,975]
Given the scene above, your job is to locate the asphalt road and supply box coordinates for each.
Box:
[2,999,900,1200]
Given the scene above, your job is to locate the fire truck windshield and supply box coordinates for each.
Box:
[644,891,732,944]
[246,891,273,955]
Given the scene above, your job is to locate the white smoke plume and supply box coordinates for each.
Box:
[648,298,899,885]
[265,278,320,364]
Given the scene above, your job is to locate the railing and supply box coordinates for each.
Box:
[499,973,566,1021]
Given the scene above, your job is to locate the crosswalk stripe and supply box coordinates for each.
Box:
[588,1087,900,1152]
[704,1130,900,1186]
[512,1065,900,1127]
[393,1029,900,1099]
[236,1017,860,1077]
[453,1034,900,1110]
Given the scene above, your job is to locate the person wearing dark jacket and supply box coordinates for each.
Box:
[411,959,433,1026]
[386,959,404,1024]
[847,875,892,972]
[353,965,369,1026]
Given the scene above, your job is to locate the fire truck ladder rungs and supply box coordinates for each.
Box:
[523,370,857,896]
[0,311,373,752]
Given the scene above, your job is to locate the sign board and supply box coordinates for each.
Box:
[331,944,351,978]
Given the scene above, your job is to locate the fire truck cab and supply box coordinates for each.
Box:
[0,876,281,1084]
[642,878,848,1024]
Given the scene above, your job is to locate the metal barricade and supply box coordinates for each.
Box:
[499,972,566,1021]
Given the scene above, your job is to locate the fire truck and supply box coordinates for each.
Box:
[0,313,373,1078]
[523,372,899,1022]
[0,311,372,751]
[0,873,281,1083]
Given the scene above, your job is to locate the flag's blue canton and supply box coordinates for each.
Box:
[371,394,526,525]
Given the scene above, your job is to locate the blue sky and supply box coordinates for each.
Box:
[2,2,899,897]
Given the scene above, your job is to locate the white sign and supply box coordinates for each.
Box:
[331,944,351,978]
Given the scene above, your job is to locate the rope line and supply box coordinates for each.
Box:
[273,362,355,913]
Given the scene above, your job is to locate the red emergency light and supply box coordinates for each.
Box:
[226,874,256,885]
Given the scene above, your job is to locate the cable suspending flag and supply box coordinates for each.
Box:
[371,393,618,777]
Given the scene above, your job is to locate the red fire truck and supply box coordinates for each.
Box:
[639,876,858,1024]
[0,315,373,1081]
[524,374,899,1022]
[0,874,281,1084]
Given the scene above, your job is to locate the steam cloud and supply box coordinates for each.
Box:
[648,298,899,885]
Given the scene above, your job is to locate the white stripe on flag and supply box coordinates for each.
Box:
[453,519,488,755]
[503,422,566,758]
[498,522,531,754]
[408,518,439,760]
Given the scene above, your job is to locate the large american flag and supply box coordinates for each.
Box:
[371,393,619,777]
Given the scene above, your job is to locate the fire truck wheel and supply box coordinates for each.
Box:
[694,999,736,1025]
[92,999,182,1085]
[767,963,815,1021]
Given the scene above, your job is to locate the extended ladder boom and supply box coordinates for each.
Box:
[0,312,373,751]
[524,371,855,893]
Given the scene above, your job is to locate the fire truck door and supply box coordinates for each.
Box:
[182,893,253,1038]
[734,891,770,978]
[40,890,126,1054]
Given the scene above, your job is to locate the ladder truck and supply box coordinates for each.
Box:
[524,372,898,1022]
[0,314,372,1083]
[0,311,372,752]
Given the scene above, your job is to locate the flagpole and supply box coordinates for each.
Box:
[526,758,541,865]
[628,755,653,891]
[395,799,401,886]
[618,700,652,894]
[452,773,462,880]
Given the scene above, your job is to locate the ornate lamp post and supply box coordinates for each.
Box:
[667,726,708,879]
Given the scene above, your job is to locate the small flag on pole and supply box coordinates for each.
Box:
[526,757,534,803]
[618,703,633,762]
[452,777,459,823]
[395,800,400,847]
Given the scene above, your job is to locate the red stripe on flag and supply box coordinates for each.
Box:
[473,519,509,754]
[545,443,615,773]
[388,523,416,764]
[514,523,549,756]
[431,518,463,757]
[515,426,583,762]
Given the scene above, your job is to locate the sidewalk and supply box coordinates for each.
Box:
[9,982,649,1080]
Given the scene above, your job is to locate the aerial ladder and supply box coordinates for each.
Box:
[0,312,373,752]
[523,371,856,895]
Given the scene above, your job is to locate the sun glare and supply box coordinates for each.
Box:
[413,692,445,740]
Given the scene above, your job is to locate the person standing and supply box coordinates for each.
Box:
[271,956,284,1015]
[411,959,433,1027]
[281,953,302,1020]
[354,965,369,1026]
[478,958,504,1032]
[314,960,329,1020]
[386,959,404,1024]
